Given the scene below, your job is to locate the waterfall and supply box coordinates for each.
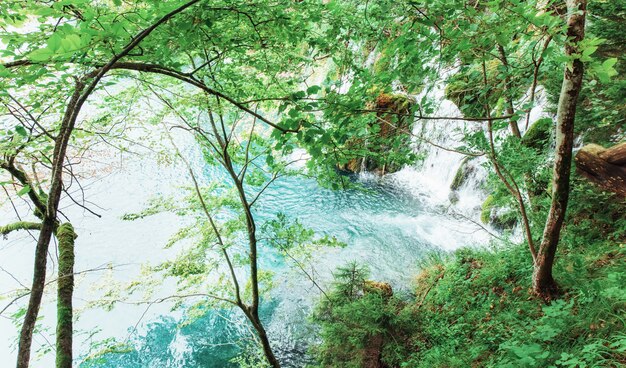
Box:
[389,67,488,220]
[390,70,552,224]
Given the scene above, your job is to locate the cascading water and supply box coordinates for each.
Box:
[390,66,488,219]
[392,68,552,224]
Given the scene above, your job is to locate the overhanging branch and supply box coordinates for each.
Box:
[0,222,42,236]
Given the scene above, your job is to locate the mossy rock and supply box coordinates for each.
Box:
[481,195,517,229]
[491,209,518,230]
[337,158,362,173]
[522,117,553,151]
[480,195,495,224]
[444,76,483,118]
[338,92,415,175]
[444,64,493,117]
[450,156,476,191]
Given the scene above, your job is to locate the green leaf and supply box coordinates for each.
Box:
[307,85,321,95]
[27,48,53,62]
[17,185,31,196]
[0,64,9,78]
[288,109,299,118]
[594,57,618,83]
[47,33,62,52]
[15,125,27,137]
[60,34,82,52]
[601,57,618,70]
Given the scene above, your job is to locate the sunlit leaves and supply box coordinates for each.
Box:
[590,57,618,84]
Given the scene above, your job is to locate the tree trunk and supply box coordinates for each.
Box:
[255,320,281,368]
[575,143,626,196]
[242,307,280,368]
[16,218,55,368]
[497,44,522,139]
[16,78,83,368]
[533,0,587,298]
[56,223,76,368]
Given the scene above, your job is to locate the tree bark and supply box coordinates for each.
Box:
[242,308,280,368]
[16,83,83,368]
[55,223,76,368]
[254,319,280,368]
[206,107,281,367]
[533,0,587,298]
[15,217,56,368]
[497,44,522,139]
[575,143,626,196]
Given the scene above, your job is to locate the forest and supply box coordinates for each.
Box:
[0,0,624,367]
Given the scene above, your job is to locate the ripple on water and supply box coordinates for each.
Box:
[89,170,485,367]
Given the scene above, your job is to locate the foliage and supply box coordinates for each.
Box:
[314,221,625,367]
[1,0,624,366]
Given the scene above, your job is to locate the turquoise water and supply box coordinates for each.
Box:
[84,169,463,367]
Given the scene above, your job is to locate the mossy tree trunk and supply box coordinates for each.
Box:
[533,0,587,298]
[56,223,76,368]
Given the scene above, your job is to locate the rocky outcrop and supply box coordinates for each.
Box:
[338,93,414,175]
[450,156,477,191]
[480,195,495,225]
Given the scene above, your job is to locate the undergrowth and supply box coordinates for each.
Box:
[312,184,626,368]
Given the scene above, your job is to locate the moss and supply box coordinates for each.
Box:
[480,195,495,224]
[491,209,518,230]
[522,117,553,151]
[0,221,41,235]
[450,157,475,191]
[450,167,466,191]
[480,195,517,229]
[339,93,415,175]
[444,68,487,117]
[373,55,391,76]
[56,222,76,368]
[337,158,363,173]
[364,280,393,298]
